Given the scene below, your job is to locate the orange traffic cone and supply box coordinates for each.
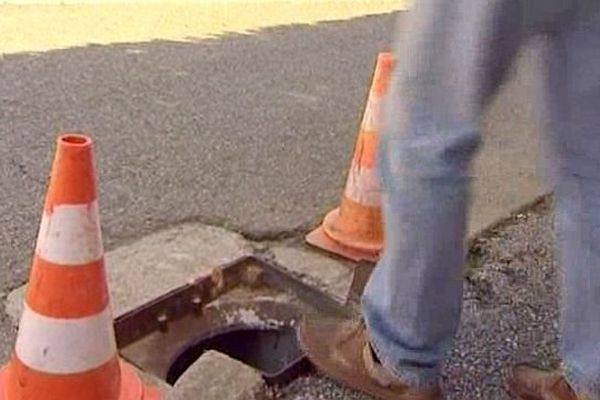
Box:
[306,53,393,262]
[0,134,161,400]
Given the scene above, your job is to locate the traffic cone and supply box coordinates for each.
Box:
[0,134,161,400]
[306,53,393,262]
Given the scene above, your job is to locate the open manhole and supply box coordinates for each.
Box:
[165,301,304,385]
[114,255,353,386]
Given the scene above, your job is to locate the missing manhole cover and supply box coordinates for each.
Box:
[115,256,352,386]
[167,321,301,385]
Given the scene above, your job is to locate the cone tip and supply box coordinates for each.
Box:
[371,52,394,97]
[46,132,97,207]
[376,52,394,75]
[58,133,92,148]
[377,52,393,64]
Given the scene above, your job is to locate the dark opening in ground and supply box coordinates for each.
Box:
[166,325,303,385]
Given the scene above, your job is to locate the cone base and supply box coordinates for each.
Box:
[306,225,380,263]
[0,360,160,400]
[322,207,382,251]
[120,360,145,400]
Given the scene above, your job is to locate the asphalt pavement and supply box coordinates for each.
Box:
[0,11,399,366]
[0,13,395,295]
[0,9,544,296]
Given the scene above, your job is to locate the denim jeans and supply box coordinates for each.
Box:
[361,0,600,397]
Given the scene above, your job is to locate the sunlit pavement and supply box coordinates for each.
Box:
[0,1,408,54]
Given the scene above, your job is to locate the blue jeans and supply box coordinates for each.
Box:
[362,0,600,397]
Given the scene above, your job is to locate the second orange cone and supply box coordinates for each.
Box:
[306,53,393,262]
[0,134,160,400]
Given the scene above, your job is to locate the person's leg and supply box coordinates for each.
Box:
[540,9,600,399]
[508,6,600,400]
[300,1,583,398]
[362,0,574,388]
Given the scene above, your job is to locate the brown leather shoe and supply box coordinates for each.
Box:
[299,316,442,400]
[507,364,590,400]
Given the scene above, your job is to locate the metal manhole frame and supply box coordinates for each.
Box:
[113,254,354,386]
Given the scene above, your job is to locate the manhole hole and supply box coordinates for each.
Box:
[114,256,353,386]
[167,323,302,385]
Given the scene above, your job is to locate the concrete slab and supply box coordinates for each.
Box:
[5,223,252,325]
[271,245,354,303]
[168,351,264,400]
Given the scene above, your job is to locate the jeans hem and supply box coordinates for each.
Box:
[367,329,441,389]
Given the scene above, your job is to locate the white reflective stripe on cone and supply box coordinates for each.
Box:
[360,95,382,133]
[344,166,381,207]
[35,201,104,266]
[15,303,117,374]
